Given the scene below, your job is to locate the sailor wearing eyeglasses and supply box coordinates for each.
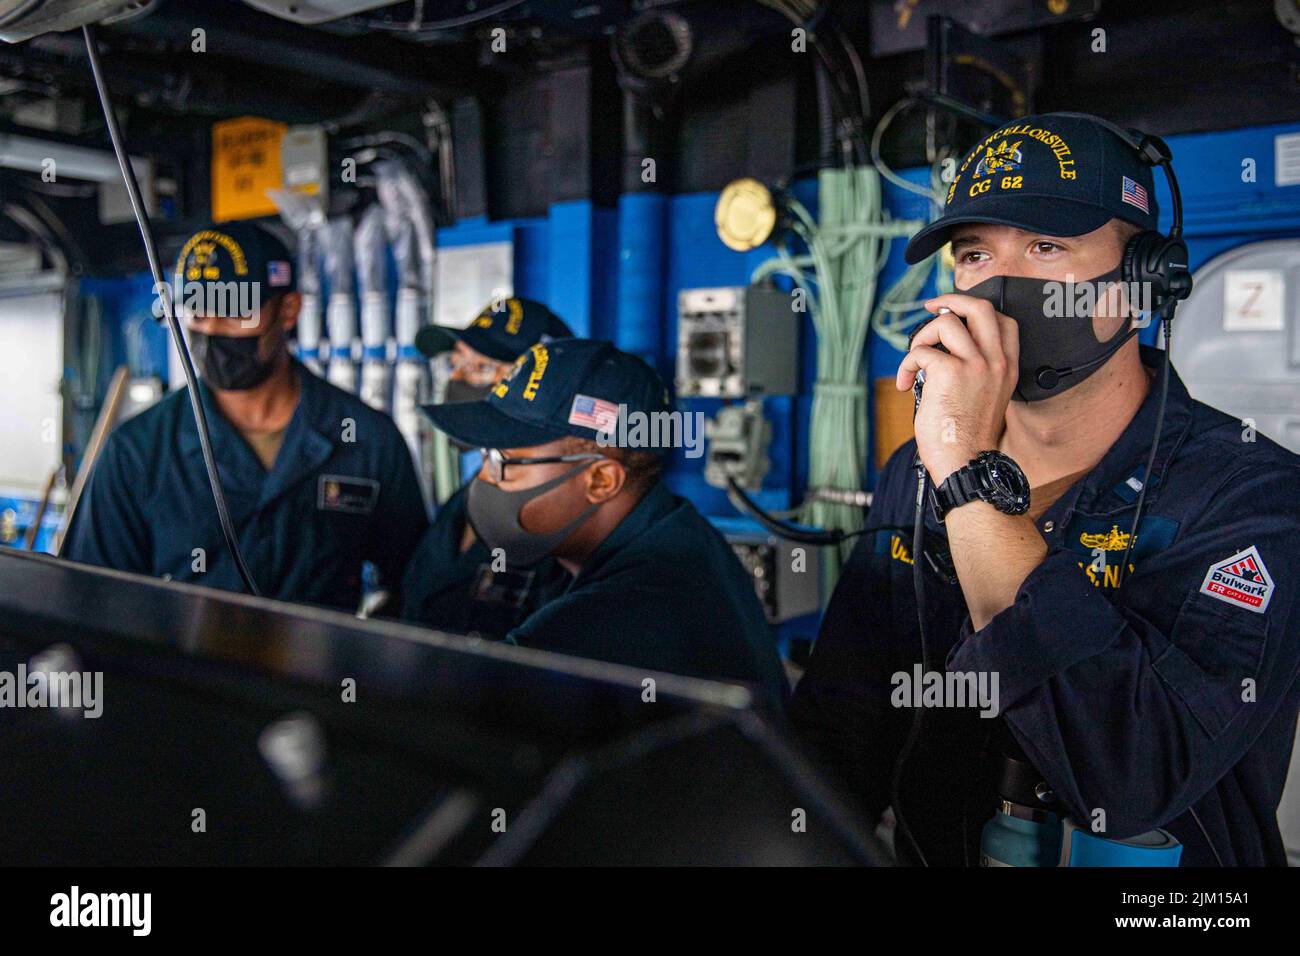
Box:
[401,337,787,709]
[397,298,575,634]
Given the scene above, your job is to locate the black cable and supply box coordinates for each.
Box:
[889,447,930,867]
[1165,167,1184,241]
[1111,311,1226,867]
[1114,314,1173,588]
[1120,310,1224,865]
[1113,311,1227,867]
[82,24,261,598]
[829,22,870,120]
[725,476,864,546]
[18,192,89,270]
[1122,319,1223,866]
[337,131,435,171]
[812,42,868,166]
[1188,806,1226,866]
[757,0,869,166]
[2,202,70,275]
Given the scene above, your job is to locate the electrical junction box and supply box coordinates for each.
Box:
[676,286,798,397]
[281,125,329,207]
[726,532,821,624]
[704,401,770,490]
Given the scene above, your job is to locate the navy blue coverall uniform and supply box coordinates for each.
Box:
[401,485,571,637]
[791,348,1300,865]
[65,360,428,612]
[505,480,789,711]
[404,478,789,711]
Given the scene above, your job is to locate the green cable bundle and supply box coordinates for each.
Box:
[753,166,932,595]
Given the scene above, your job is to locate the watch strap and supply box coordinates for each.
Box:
[931,450,1031,519]
[933,457,982,520]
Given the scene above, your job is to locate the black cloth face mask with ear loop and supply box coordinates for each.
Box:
[188,329,280,391]
[465,461,602,568]
[959,264,1139,402]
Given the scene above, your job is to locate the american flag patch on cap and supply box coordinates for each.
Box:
[568,394,620,432]
[267,260,292,287]
[1121,176,1149,213]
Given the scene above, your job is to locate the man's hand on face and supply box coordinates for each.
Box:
[896,294,1020,485]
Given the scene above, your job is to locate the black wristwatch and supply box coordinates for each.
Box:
[931,450,1030,520]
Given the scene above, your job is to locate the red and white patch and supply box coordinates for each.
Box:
[568,394,620,432]
[267,260,292,287]
[1199,545,1273,614]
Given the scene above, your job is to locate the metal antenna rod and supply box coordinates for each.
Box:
[82,23,261,597]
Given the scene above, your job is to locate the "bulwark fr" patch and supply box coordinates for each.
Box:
[1199,545,1274,614]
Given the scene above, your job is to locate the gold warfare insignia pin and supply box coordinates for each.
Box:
[1079,524,1135,551]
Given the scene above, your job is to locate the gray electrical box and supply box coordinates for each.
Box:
[676,286,798,397]
[282,125,329,208]
[1171,239,1300,455]
[726,532,821,624]
[704,401,770,490]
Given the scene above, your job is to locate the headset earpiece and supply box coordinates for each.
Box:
[1122,230,1192,309]
[1057,112,1193,311]
[1121,230,1163,288]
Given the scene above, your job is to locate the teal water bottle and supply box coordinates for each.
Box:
[980,752,1061,867]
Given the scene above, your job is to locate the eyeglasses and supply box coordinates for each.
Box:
[482,447,605,483]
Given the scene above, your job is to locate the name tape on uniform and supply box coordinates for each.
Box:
[317,475,380,515]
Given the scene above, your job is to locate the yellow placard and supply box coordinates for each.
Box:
[211,116,286,222]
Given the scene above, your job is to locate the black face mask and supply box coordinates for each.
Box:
[189,329,278,391]
[960,264,1138,402]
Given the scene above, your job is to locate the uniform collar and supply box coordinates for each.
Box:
[179,358,334,506]
[918,347,1193,551]
[572,479,675,585]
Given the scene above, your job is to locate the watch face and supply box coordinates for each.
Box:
[979,451,1031,515]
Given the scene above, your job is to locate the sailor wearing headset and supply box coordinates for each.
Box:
[791,112,1300,866]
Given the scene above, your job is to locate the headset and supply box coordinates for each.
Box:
[1009,116,1193,395]
[1052,111,1193,587]
[893,113,1216,867]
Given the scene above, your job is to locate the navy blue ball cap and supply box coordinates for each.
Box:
[904,112,1161,264]
[420,337,672,453]
[172,221,297,306]
[414,297,574,363]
